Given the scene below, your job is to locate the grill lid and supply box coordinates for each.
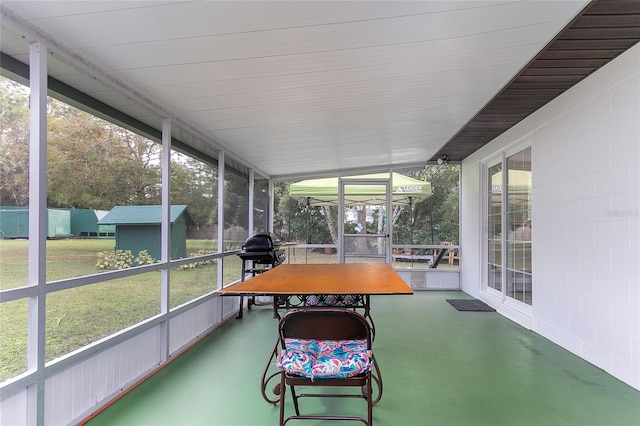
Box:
[242,233,282,252]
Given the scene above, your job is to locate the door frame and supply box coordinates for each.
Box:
[337,177,392,264]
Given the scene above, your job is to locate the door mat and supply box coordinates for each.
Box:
[446,299,495,312]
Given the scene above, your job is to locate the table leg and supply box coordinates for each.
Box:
[236,296,244,319]
[362,295,376,340]
[236,259,247,319]
[272,297,279,319]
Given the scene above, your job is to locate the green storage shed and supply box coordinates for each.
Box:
[68,209,115,238]
[98,205,195,260]
[0,207,29,239]
[47,209,72,238]
[0,207,71,239]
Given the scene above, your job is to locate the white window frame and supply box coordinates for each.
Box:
[481,141,533,315]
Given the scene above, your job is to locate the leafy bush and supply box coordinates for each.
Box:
[177,249,216,270]
[96,249,156,270]
[96,250,133,270]
[96,249,215,271]
[135,250,155,266]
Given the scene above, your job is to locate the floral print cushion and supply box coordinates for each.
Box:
[276,338,373,379]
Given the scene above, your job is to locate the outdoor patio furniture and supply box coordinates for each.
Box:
[276,308,374,425]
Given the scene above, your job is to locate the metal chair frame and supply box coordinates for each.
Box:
[277,308,374,425]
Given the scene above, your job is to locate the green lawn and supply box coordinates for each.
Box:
[0,239,236,382]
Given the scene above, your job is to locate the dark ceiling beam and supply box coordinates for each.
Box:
[431,0,640,162]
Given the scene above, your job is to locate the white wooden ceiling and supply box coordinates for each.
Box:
[1,1,590,179]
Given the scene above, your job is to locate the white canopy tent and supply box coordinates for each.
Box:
[289,172,431,206]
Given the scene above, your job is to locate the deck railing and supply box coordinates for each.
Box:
[280,243,460,269]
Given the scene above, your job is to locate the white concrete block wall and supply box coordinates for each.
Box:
[461,43,639,389]
[533,45,639,390]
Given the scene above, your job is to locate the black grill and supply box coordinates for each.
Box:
[237,233,286,266]
[235,233,286,317]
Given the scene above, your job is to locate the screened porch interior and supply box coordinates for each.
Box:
[1,1,639,424]
[82,292,639,426]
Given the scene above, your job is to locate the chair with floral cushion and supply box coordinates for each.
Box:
[276,308,374,425]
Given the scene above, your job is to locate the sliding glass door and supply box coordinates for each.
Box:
[485,147,532,306]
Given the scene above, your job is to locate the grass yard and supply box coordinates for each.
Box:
[0,238,234,382]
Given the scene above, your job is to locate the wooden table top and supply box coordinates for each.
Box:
[219,263,413,296]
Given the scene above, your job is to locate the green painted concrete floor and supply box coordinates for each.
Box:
[85,291,639,426]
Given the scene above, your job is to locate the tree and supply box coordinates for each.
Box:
[171,153,217,227]
[273,182,332,244]
[223,170,249,230]
[409,165,459,244]
[47,103,163,209]
[0,77,30,206]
